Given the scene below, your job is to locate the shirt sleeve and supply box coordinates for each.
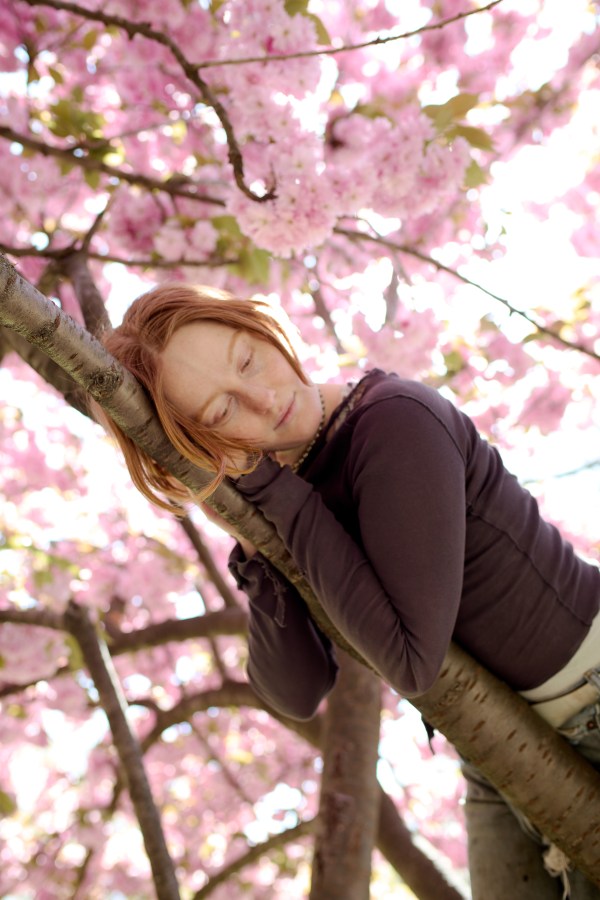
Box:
[228,544,338,719]
[234,396,467,697]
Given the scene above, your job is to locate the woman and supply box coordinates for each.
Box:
[102,282,600,897]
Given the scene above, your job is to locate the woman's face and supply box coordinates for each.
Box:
[160,321,320,456]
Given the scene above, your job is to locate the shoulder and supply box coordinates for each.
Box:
[338,370,475,469]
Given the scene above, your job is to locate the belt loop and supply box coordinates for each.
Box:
[584,667,600,692]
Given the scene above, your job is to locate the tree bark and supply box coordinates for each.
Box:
[0,323,88,414]
[310,652,382,900]
[64,600,181,900]
[59,250,112,337]
[2,255,600,883]
[413,644,600,883]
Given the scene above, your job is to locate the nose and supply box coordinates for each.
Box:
[244,384,276,414]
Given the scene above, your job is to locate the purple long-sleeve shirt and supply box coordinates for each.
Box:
[229,371,600,720]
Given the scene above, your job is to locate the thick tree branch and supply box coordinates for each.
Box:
[110,609,248,653]
[0,125,224,205]
[0,324,88,414]
[18,1,274,202]
[196,0,504,69]
[0,606,66,630]
[335,226,600,361]
[0,608,249,696]
[63,599,181,900]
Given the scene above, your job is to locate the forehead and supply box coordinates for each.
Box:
[164,320,237,358]
[160,321,240,417]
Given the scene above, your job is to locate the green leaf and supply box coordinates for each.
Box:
[423,92,480,130]
[0,791,17,817]
[307,13,331,45]
[66,634,84,672]
[353,102,389,121]
[84,169,102,189]
[27,63,40,84]
[464,159,488,188]
[443,350,465,376]
[57,159,74,177]
[169,119,187,145]
[48,98,105,141]
[450,124,495,152]
[284,0,309,14]
[81,29,98,51]
[48,66,64,85]
[230,246,271,285]
[284,1,331,44]
[212,215,243,239]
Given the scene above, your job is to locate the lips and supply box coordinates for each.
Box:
[275,395,295,429]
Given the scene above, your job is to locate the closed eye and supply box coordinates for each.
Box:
[240,350,253,373]
[210,396,233,427]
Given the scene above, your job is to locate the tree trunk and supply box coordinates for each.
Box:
[310,652,381,900]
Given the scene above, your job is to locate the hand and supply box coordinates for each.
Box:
[199,502,257,558]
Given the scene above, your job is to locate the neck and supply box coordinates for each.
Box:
[276,383,346,470]
[290,387,326,472]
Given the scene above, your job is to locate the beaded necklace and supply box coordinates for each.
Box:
[291,387,326,473]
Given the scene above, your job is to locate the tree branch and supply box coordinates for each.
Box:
[57,251,112,337]
[0,125,224,205]
[0,606,66,630]
[189,720,255,805]
[192,819,317,900]
[134,682,466,899]
[179,516,241,609]
[19,0,275,202]
[110,609,248,653]
[63,599,181,900]
[0,324,89,415]
[0,241,238,271]
[196,0,504,70]
[335,226,600,361]
[377,792,466,900]
[0,608,248,696]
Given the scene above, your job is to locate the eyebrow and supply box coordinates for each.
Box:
[195,330,243,425]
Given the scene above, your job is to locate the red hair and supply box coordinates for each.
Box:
[96,283,308,511]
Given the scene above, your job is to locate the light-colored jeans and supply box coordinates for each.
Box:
[463,700,600,900]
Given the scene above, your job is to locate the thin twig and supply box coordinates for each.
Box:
[192,819,317,900]
[522,458,600,486]
[335,226,600,362]
[180,516,240,609]
[0,241,238,270]
[0,125,224,205]
[196,0,504,70]
[190,720,255,804]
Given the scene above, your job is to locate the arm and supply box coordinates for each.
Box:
[228,545,338,719]
[235,396,467,697]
